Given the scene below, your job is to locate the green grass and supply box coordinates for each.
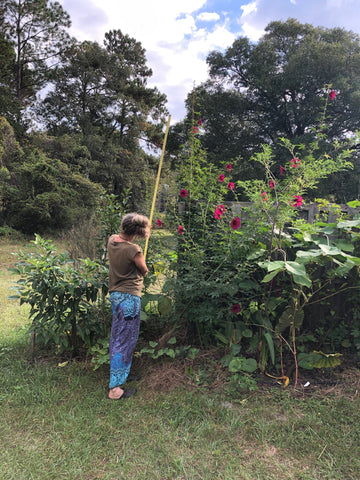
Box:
[1,240,360,480]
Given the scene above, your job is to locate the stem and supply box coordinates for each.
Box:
[292,325,298,388]
[280,338,284,376]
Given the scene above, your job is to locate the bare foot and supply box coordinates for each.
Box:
[108,386,124,399]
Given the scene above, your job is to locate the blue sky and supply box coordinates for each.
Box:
[59,0,360,122]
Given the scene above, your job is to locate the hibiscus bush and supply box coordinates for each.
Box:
[163,90,360,381]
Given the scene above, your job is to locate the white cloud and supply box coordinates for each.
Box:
[240,1,258,18]
[197,12,220,22]
[240,21,265,41]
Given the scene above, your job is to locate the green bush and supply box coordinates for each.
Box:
[10,235,109,354]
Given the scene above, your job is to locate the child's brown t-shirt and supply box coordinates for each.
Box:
[107,235,143,297]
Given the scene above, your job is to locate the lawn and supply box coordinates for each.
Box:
[1,239,359,480]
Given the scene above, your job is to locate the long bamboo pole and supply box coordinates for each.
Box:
[144,115,171,260]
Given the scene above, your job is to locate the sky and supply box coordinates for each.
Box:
[59,0,360,123]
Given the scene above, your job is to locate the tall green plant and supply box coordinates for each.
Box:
[168,89,360,385]
[168,103,263,358]
[236,91,360,384]
[10,235,109,356]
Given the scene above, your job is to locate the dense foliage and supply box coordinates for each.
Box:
[164,98,360,384]
[0,1,168,233]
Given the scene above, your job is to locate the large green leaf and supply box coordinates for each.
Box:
[228,357,243,372]
[284,262,312,287]
[318,244,342,255]
[157,295,173,316]
[284,261,307,276]
[347,200,360,208]
[228,357,258,373]
[311,351,342,368]
[292,273,312,287]
[241,358,258,373]
[342,254,360,265]
[246,248,266,260]
[337,219,360,229]
[262,269,281,283]
[264,332,275,365]
[276,306,304,333]
[266,261,285,272]
[298,351,342,369]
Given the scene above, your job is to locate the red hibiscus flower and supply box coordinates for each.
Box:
[291,157,301,168]
[227,182,235,190]
[192,126,198,133]
[230,303,241,314]
[156,219,162,227]
[198,118,202,126]
[219,174,225,183]
[215,204,226,219]
[261,191,268,201]
[230,216,241,230]
[178,224,184,235]
[280,165,285,176]
[180,189,188,198]
[293,195,303,207]
[269,180,275,189]
[226,164,232,172]
[329,90,336,100]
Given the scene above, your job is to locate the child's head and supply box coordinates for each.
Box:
[121,213,151,239]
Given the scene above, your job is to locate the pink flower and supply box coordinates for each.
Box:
[269,180,275,189]
[219,174,225,183]
[291,157,301,168]
[192,126,198,133]
[226,164,232,172]
[156,219,162,227]
[261,191,268,201]
[230,216,241,230]
[227,182,235,191]
[280,165,285,176]
[180,189,188,198]
[230,304,241,314]
[293,195,303,207]
[215,204,226,219]
[198,118,202,126]
[178,224,184,235]
[329,90,336,100]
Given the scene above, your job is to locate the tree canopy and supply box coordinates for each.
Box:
[1,0,72,130]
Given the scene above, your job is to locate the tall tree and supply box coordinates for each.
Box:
[37,30,168,204]
[174,19,360,200]
[38,31,167,142]
[0,0,72,128]
[0,33,21,126]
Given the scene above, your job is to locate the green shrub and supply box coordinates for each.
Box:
[10,235,109,354]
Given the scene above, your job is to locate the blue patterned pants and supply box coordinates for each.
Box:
[109,292,141,389]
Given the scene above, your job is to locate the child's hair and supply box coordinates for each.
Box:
[120,213,150,238]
